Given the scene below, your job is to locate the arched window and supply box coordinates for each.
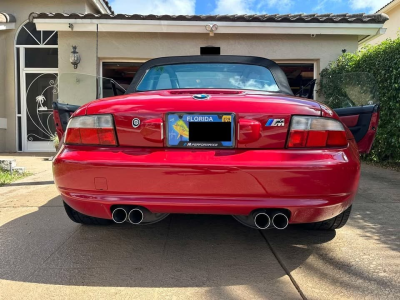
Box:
[15,21,58,152]
[16,21,57,46]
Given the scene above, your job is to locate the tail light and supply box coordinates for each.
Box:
[287,116,347,148]
[65,115,118,146]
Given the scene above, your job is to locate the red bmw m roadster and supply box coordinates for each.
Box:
[52,56,379,230]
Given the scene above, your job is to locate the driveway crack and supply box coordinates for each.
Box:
[162,215,173,256]
[259,230,307,300]
[25,225,81,282]
[41,225,81,265]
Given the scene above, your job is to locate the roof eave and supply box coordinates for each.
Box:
[32,18,386,37]
[377,0,400,13]
[29,12,389,23]
[91,0,113,14]
[358,27,387,45]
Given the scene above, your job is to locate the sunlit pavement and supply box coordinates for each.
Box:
[0,154,399,300]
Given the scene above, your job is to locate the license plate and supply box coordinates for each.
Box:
[166,113,235,148]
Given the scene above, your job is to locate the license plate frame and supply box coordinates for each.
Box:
[166,112,236,148]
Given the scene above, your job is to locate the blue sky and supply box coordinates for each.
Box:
[108,0,389,15]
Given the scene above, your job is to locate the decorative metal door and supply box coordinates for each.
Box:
[23,72,58,151]
[15,21,58,152]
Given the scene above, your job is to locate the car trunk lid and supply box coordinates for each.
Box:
[85,90,322,148]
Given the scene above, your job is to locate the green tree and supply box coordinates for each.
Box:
[319,37,400,163]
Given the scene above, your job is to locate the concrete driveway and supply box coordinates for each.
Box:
[0,154,399,300]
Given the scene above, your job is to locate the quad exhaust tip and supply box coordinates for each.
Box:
[272,212,289,230]
[252,210,289,230]
[128,208,144,225]
[112,208,127,224]
[254,212,271,230]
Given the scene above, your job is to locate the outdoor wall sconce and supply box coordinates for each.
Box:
[70,45,81,69]
[205,23,218,36]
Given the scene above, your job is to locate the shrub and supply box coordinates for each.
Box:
[319,37,400,162]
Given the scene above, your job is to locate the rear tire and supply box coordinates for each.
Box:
[63,201,112,225]
[303,205,352,230]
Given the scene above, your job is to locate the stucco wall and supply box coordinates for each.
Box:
[0,32,6,151]
[58,32,98,105]
[370,5,400,44]
[57,31,358,106]
[97,31,357,67]
[0,0,93,152]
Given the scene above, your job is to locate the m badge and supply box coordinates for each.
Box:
[266,119,285,127]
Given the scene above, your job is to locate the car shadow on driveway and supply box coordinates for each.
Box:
[1,195,336,290]
[263,198,400,298]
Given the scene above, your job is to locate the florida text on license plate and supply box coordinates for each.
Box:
[166,113,235,148]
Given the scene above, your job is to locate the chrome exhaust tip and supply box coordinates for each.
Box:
[128,208,144,225]
[112,208,127,224]
[272,213,289,230]
[254,212,271,230]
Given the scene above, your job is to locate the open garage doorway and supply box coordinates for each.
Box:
[102,61,316,99]
[102,62,143,98]
[278,63,316,99]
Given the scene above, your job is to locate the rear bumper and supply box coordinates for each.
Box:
[53,142,360,224]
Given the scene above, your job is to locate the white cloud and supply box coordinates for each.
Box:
[313,0,329,12]
[110,0,195,15]
[213,0,293,14]
[213,0,256,14]
[312,0,342,13]
[262,0,294,13]
[349,0,389,13]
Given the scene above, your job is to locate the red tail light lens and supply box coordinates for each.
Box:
[65,115,117,146]
[287,116,347,148]
[288,130,308,148]
[326,131,348,147]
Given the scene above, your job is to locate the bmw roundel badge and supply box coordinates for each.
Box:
[132,118,141,128]
[192,94,210,100]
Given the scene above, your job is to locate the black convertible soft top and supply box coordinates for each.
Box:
[126,55,293,96]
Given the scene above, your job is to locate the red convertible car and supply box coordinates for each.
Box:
[53,56,379,230]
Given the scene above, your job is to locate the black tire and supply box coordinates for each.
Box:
[63,201,112,225]
[303,205,352,230]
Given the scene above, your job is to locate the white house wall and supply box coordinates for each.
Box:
[369,5,400,44]
[0,32,6,149]
[58,32,98,106]
[57,31,358,106]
